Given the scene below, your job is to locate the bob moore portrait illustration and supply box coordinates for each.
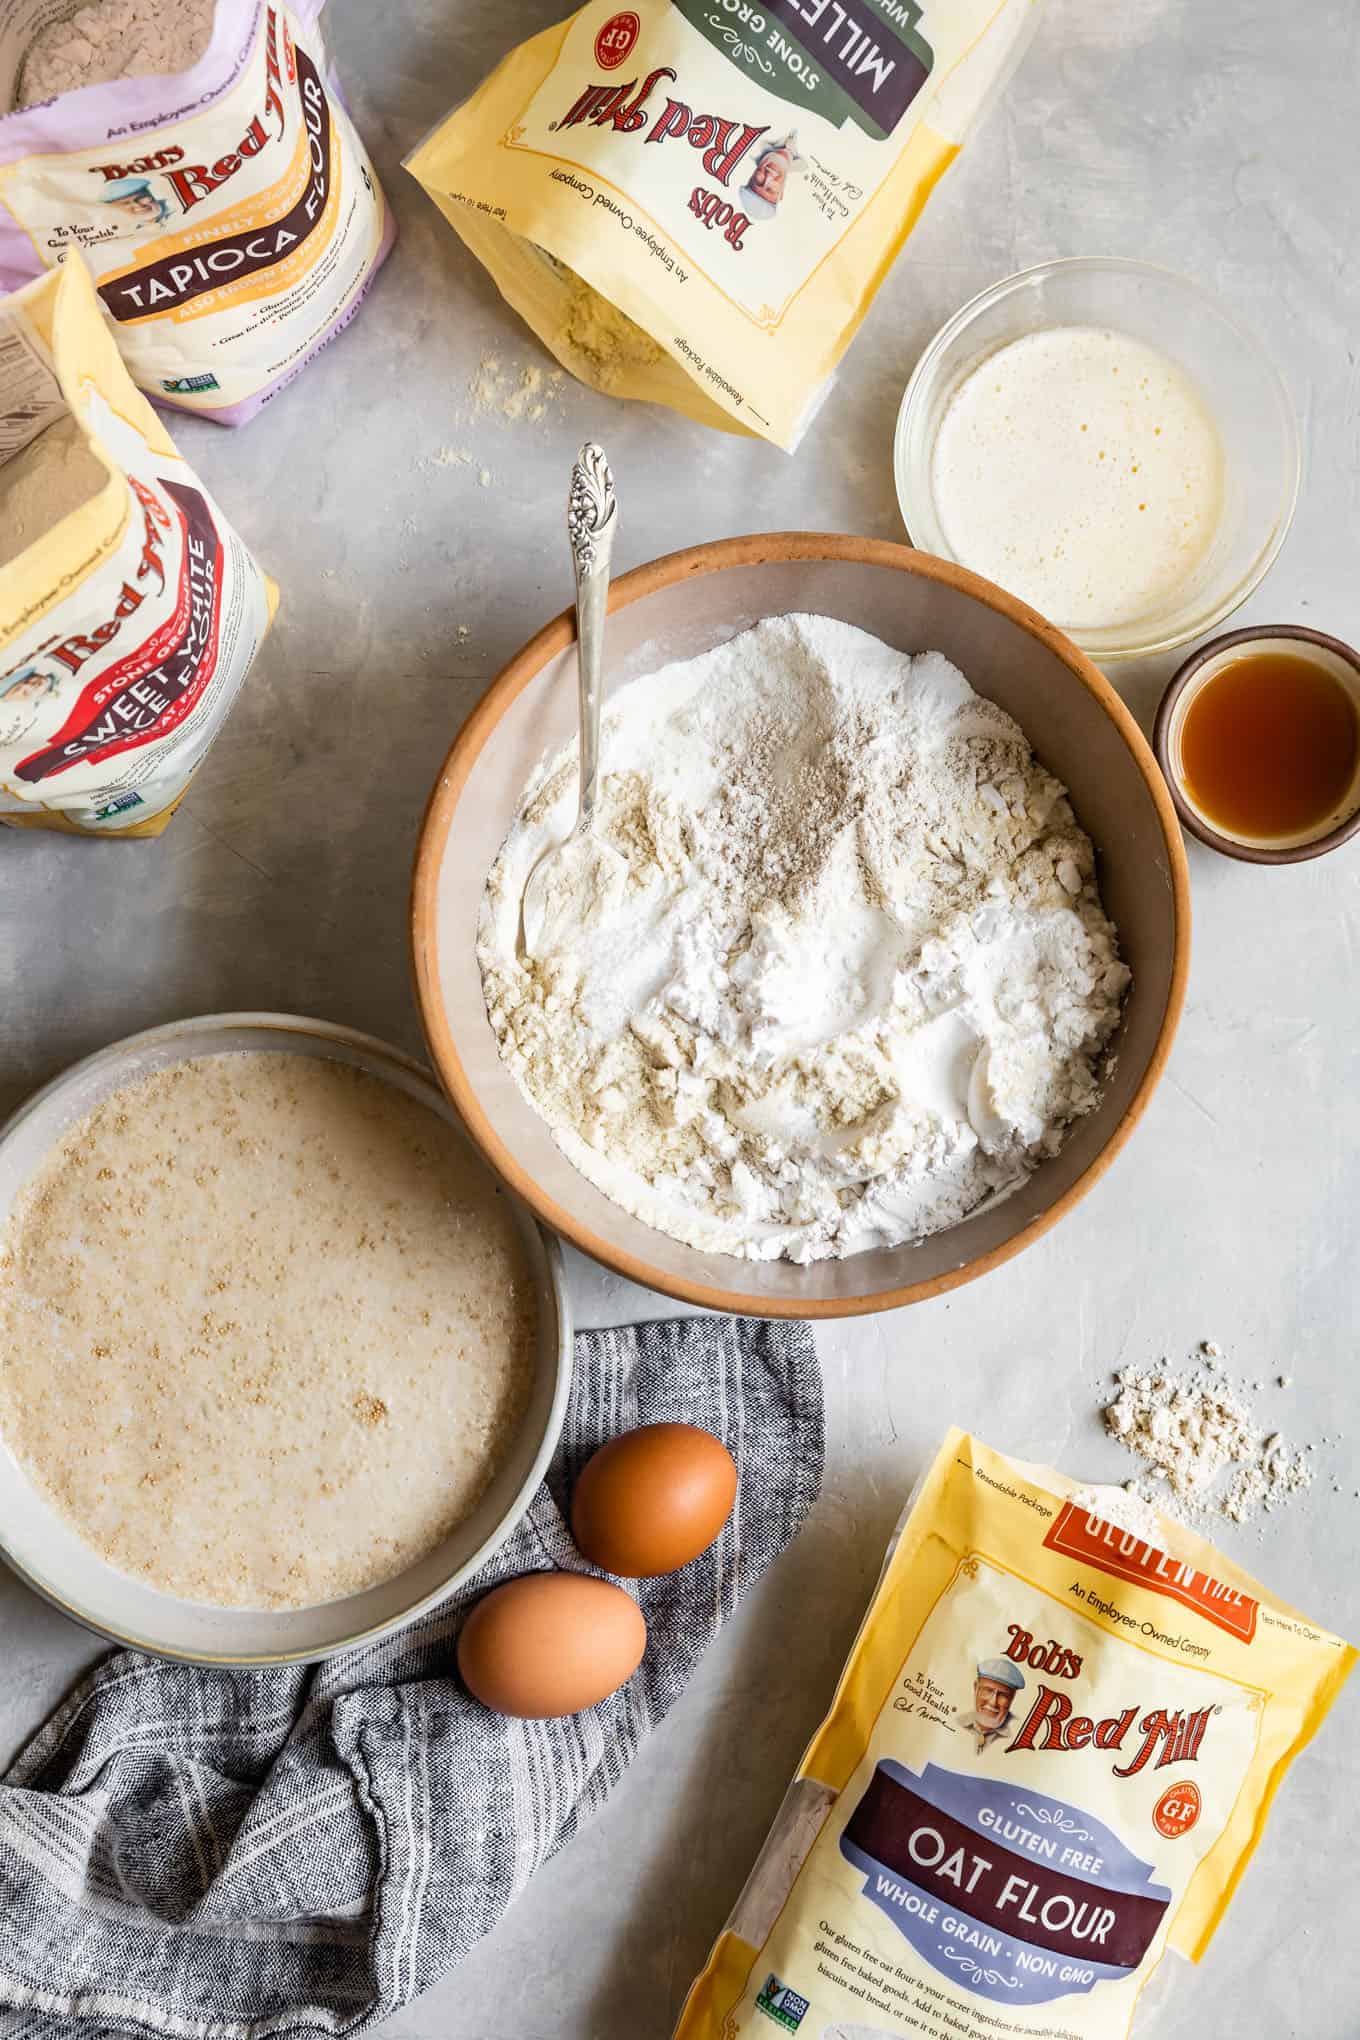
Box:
[739,132,805,224]
[0,664,59,744]
[100,175,173,236]
[959,1655,1026,1753]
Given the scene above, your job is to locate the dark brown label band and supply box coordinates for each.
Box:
[842,1767,1168,1971]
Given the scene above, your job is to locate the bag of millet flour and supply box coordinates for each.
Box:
[408,0,1038,448]
[0,254,276,834]
[0,0,393,424]
[676,1430,1354,2039]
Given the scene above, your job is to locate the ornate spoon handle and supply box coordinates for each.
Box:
[567,444,617,832]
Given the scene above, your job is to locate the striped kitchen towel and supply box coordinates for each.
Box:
[0,1316,821,2039]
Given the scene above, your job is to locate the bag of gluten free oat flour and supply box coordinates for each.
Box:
[677,1430,1355,2039]
[0,0,393,423]
[407,0,1038,447]
[0,253,276,834]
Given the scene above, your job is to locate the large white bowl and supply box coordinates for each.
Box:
[0,1014,572,1664]
[412,534,1190,1318]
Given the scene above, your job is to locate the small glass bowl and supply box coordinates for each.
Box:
[893,258,1301,663]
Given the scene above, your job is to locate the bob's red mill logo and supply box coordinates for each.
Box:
[1043,1503,1260,1643]
[999,1632,1215,1778]
[552,67,769,247]
[555,64,760,162]
[89,8,292,214]
[85,10,339,322]
[998,1627,1214,1778]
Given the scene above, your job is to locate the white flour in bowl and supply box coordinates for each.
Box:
[0,1053,537,1609]
[479,614,1130,1263]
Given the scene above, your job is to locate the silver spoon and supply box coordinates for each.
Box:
[521,444,620,958]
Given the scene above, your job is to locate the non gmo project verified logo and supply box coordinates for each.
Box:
[755,1975,810,2031]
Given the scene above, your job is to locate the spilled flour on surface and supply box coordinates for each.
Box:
[468,353,567,423]
[415,354,566,497]
[1104,1345,1315,1527]
[419,446,492,481]
[1070,1481,1165,1541]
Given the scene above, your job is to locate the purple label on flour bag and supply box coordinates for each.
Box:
[840,1765,1172,2004]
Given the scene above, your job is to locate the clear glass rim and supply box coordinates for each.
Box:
[893,257,1302,663]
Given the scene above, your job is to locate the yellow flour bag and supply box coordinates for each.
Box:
[0,254,276,834]
[678,1430,1354,2038]
[407,0,1039,447]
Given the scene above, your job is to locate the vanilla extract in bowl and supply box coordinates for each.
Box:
[1156,630,1360,863]
[1183,652,1357,836]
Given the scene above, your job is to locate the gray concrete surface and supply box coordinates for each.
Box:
[2,0,1358,2032]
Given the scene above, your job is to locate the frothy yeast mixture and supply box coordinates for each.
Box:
[931,326,1223,629]
[0,1053,537,1609]
[480,614,1129,1264]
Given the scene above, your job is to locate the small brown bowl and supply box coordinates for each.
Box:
[1154,625,1360,865]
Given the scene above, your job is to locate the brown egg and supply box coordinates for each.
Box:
[571,1422,737,1578]
[457,1571,647,1719]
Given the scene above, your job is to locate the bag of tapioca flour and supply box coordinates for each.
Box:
[0,0,393,424]
[407,0,1039,447]
[676,1430,1355,2039]
[0,253,276,834]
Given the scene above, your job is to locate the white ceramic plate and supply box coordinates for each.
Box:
[0,1014,572,1664]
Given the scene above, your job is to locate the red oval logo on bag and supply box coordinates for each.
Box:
[594,11,640,67]
[1154,1781,1201,1838]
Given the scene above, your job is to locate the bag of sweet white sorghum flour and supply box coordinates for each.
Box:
[0,254,276,834]
[676,1429,1354,2039]
[408,0,1039,447]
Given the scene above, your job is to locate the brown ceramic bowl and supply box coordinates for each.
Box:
[1154,624,1360,864]
[411,535,1190,1318]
